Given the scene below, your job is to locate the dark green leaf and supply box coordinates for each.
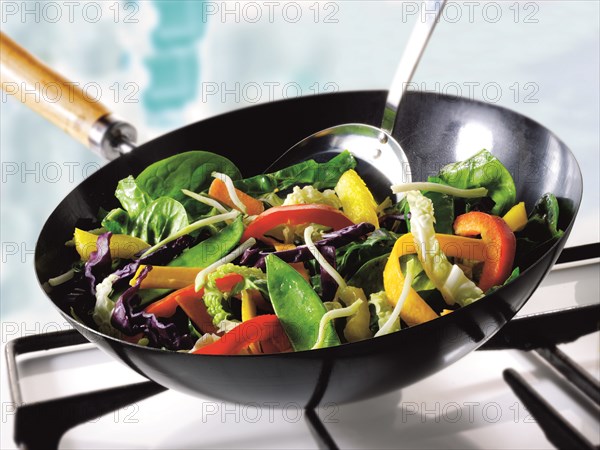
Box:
[432,149,516,215]
[515,193,564,268]
[136,151,241,219]
[102,197,189,246]
[114,176,152,218]
[101,208,130,235]
[234,150,356,197]
[129,197,189,245]
[399,255,436,292]
[425,191,454,234]
[348,253,389,297]
[520,193,564,242]
[336,228,398,279]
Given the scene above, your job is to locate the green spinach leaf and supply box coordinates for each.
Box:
[520,193,564,242]
[348,253,389,297]
[102,175,190,245]
[114,176,152,218]
[336,228,398,279]
[425,191,454,234]
[400,255,436,292]
[129,197,189,245]
[136,151,241,219]
[432,149,516,215]
[515,193,564,268]
[234,150,356,197]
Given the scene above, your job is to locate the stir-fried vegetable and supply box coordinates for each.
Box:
[241,204,354,243]
[335,169,379,229]
[74,227,149,261]
[405,191,484,306]
[266,254,340,351]
[453,211,516,292]
[57,148,563,356]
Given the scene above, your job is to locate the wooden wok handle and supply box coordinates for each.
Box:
[0,32,136,160]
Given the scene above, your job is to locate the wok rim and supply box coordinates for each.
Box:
[34,89,584,359]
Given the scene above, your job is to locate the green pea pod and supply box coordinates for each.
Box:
[170,216,244,267]
[266,254,340,351]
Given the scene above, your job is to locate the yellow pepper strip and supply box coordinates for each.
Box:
[131,265,201,289]
[74,228,149,261]
[274,243,310,282]
[339,286,372,342]
[335,169,379,229]
[241,290,257,322]
[241,290,262,354]
[383,233,488,326]
[502,202,527,232]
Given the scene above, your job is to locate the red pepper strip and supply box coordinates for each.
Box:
[453,211,516,292]
[144,273,244,318]
[259,325,292,354]
[192,315,287,355]
[241,204,354,243]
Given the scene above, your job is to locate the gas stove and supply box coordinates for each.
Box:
[1,249,598,450]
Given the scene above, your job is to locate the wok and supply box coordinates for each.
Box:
[2,34,582,406]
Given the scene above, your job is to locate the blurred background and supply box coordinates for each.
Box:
[1,1,598,336]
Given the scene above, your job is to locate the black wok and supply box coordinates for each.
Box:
[33,89,582,406]
[1,33,582,406]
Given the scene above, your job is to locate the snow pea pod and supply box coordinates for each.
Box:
[266,254,340,351]
[169,216,244,267]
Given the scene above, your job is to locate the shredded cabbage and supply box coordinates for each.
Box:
[368,291,400,334]
[283,185,342,209]
[182,189,229,214]
[206,263,266,292]
[391,182,488,198]
[195,238,256,291]
[405,190,483,306]
[93,274,120,337]
[48,269,75,287]
[202,263,266,326]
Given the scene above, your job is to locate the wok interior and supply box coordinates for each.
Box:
[35,91,582,405]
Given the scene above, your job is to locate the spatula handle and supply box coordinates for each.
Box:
[0,32,136,160]
[381,0,447,135]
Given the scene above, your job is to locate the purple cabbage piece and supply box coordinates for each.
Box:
[319,223,375,247]
[111,266,195,350]
[84,232,113,295]
[112,235,194,283]
[319,245,338,302]
[247,222,375,270]
[237,246,263,267]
